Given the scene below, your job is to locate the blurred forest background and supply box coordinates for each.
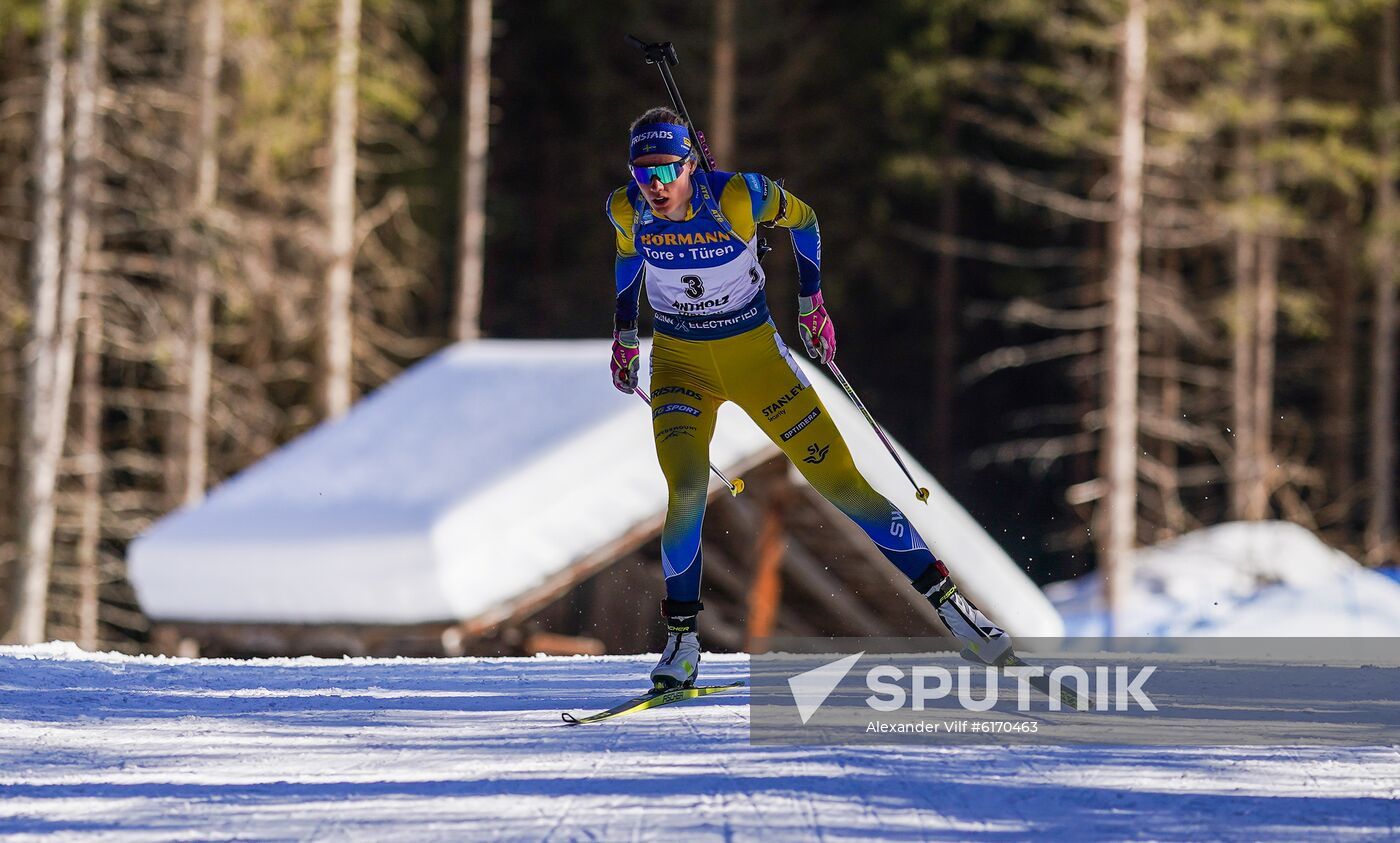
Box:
[0,0,1396,650]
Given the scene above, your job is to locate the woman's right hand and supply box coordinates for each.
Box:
[611,329,640,393]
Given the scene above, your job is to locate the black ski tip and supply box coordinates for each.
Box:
[561,712,581,725]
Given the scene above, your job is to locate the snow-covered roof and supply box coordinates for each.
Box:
[1046,520,1400,635]
[129,339,1062,636]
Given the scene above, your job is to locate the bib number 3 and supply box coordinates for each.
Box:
[682,275,705,299]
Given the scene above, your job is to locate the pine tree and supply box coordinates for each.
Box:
[62,0,105,648]
[323,0,361,418]
[178,0,223,505]
[1367,0,1398,562]
[9,0,70,644]
[1103,0,1149,626]
[708,0,736,165]
[453,0,492,343]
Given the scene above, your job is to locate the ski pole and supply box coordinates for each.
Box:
[825,360,931,504]
[625,35,717,172]
[627,36,913,503]
[625,34,772,264]
[622,33,752,500]
[634,387,744,496]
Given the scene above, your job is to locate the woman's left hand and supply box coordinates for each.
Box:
[798,292,836,365]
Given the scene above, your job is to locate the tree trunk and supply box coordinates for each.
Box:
[54,0,100,455]
[1158,249,1185,537]
[931,104,958,478]
[453,0,492,342]
[1250,220,1278,521]
[1248,59,1280,523]
[1101,0,1147,630]
[1368,1,1399,562]
[323,0,361,418]
[181,0,223,504]
[1076,214,1106,519]
[1230,144,1258,522]
[67,0,104,649]
[1324,231,1357,510]
[76,276,102,650]
[708,0,736,165]
[1254,231,1276,518]
[8,0,69,644]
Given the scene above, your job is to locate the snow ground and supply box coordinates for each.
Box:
[2,644,1397,842]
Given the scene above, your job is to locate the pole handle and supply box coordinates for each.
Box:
[624,35,711,173]
[625,34,678,66]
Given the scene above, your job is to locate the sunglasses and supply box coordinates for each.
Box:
[630,157,692,185]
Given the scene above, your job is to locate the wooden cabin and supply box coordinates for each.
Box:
[131,340,1062,659]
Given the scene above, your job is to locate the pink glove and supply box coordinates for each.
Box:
[798,292,836,365]
[611,328,640,393]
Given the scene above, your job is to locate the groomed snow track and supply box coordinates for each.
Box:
[2,645,1396,841]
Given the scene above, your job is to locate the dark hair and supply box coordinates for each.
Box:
[630,106,685,133]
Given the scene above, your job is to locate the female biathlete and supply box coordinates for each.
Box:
[607,107,1012,690]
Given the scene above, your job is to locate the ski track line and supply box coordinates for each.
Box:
[781,745,832,843]
[829,746,907,840]
[909,746,1003,840]
[847,747,903,840]
[537,707,626,843]
[1000,745,1050,834]
[681,701,771,837]
[675,710,729,840]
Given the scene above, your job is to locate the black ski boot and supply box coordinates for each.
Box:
[912,560,1014,666]
[650,599,702,691]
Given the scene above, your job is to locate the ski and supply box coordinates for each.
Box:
[561,681,745,725]
[961,647,1094,710]
[999,653,1094,711]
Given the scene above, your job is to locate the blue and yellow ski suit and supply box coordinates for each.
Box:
[606,171,945,604]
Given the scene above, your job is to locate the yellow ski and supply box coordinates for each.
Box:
[561,681,745,725]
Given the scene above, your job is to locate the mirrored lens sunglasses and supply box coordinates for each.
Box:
[630,157,691,185]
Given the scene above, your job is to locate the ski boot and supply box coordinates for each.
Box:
[650,599,702,691]
[912,560,1014,666]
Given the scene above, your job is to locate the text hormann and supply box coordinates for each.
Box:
[639,231,732,246]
